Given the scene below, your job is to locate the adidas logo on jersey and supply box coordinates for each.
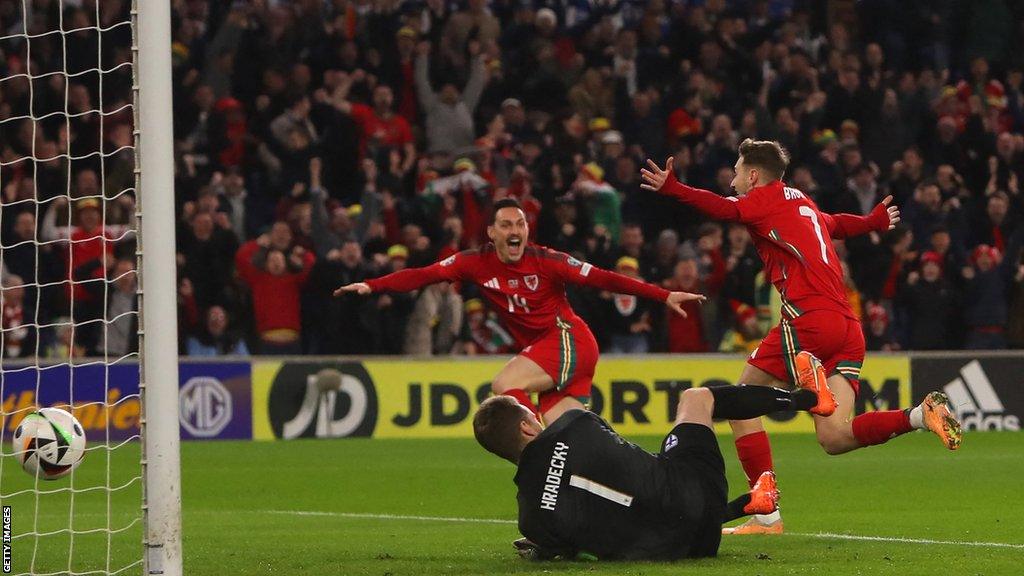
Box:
[484,278,500,290]
[943,360,1020,431]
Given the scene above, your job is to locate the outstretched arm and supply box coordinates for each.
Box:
[575,265,671,300]
[640,157,743,221]
[822,195,900,239]
[552,254,705,317]
[334,253,465,296]
[335,264,446,295]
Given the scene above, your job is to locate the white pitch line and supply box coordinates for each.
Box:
[787,531,1024,550]
[263,510,517,525]
[262,510,1024,550]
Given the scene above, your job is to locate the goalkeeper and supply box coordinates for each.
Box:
[472,383,820,560]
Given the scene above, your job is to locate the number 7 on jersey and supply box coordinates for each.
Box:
[798,205,829,264]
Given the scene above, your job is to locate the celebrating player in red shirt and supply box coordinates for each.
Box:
[335,198,704,422]
[642,139,963,534]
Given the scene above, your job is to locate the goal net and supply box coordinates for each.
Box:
[0,1,180,574]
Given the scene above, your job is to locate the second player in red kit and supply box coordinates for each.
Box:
[642,139,963,535]
[335,198,703,421]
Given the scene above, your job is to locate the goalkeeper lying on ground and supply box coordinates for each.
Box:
[472,373,822,560]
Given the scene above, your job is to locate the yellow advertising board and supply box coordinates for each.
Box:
[588,355,910,435]
[251,355,910,440]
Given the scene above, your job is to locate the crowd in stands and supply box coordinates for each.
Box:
[2,0,1024,359]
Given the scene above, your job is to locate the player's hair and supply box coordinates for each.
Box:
[491,197,524,224]
[738,138,790,181]
[473,396,530,464]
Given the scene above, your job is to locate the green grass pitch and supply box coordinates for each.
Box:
[2,432,1022,575]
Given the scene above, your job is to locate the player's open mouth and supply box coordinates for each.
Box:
[508,237,522,253]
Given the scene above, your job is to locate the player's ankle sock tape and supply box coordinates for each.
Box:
[710,385,798,420]
[502,389,538,416]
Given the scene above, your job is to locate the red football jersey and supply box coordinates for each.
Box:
[365,244,669,348]
[730,181,855,320]
[350,103,413,155]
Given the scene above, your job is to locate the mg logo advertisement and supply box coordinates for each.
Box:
[179,377,234,437]
[178,363,252,440]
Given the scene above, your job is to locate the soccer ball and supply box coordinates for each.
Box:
[12,408,87,480]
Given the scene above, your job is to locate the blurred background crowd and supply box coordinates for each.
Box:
[2,0,1024,359]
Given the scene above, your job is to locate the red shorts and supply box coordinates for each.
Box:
[520,318,599,414]
[748,310,865,394]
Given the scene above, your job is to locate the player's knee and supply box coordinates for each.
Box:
[819,442,845,456]
[816,432,846,455]
[680,387,714,411]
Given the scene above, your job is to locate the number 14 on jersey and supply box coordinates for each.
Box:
[507,294,530,313]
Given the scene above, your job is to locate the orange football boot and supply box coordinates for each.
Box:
[922,391,963,450]
[794,351,836,416]
[743,471,780,515]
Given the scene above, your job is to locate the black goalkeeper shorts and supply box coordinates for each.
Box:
[660,423,726,482]
[659,423,728,558]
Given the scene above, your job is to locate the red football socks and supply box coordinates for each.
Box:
[502,389,538,416]
[851,410,913,446]
[735,431,774,488]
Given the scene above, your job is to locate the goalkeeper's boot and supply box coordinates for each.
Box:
[512,537,555,561]
[743,471,780,515]
[794,351,835,416]
[922,391,962,450]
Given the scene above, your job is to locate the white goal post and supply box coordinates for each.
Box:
[0,0,180,574]
[135,1,182,575]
